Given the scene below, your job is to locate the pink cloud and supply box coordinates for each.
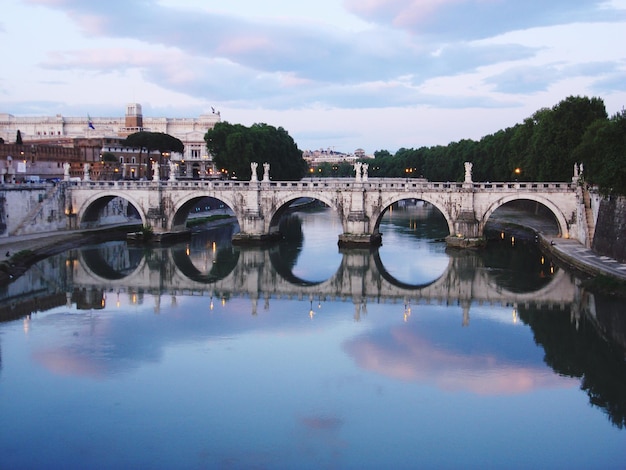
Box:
[344,326,577,395]
[345,0,468,27]
[216,35,274,56]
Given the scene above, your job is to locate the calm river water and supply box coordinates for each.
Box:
[0,202,625,469]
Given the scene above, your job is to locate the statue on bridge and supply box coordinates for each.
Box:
[464,162,473,183]
[63,162,71,181]
[362,163,369,182]
[251,162,258,182]
[169,160,176,181]
[354,162,363,182]
[83,163,90,181]
[152,161,160,182]
[263,162,270,182]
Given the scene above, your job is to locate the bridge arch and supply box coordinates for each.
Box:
[480,195,568,238]
[373,194,455,236]
[77,191,146,228]
[266,192,340,234]
[169,193,240,232]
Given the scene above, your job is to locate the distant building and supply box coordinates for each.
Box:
[303,147,373,166]
[0,103,222,180]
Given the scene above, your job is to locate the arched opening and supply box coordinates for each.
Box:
[375,198,450,286]
[483,199,560,242]
[79,195,142,229]
[171,196,238,233]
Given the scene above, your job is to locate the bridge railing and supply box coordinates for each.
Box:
[67,178,576,192]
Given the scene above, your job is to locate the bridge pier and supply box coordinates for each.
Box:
[338,211,382,248]
[445,210,485,248]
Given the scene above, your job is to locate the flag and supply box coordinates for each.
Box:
[88,115,95,130]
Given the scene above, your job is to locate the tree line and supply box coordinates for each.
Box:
[367,96,625,195]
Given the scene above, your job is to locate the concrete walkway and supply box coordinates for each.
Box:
[541,235,626,281]
[0,226,128,257]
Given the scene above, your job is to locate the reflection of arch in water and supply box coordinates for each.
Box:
[71,242,578,309]
[267,246,324,287]
[169,244,239,284]
[483,267,570,305]
[78,242,147,282]
[372,249,452,291]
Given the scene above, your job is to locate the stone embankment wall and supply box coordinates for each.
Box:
[592,195,626,263]
[0,184,68,237]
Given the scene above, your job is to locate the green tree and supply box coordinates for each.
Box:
[123,131,185,177]
[123,131,184,156]
[205,122,307,180]
[528,96,607,181]
[101,151,117,163]
[574,110,626,195]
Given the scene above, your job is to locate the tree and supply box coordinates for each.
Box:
[527,96,607,181]
[123,131,184,177]
[101,151,117,163]
[123,131,184,156]
[205,122,307,180]
[368,96,611,184]
[574,109,626,195]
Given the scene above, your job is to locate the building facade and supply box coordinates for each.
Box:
[0,103,221,180]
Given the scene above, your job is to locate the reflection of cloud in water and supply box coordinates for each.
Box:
[29,298,323,379]
[33,349,108,378]
[344,321,576,395]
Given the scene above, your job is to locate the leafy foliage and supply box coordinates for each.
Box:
[101,151,117,163]
[205,122,307,180]
[123,131,184,155]
[573,109,626,195]
[370,96,625,194]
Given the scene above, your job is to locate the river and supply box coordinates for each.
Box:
[0,202,624,469]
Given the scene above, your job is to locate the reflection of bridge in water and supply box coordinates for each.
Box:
[71,243,583,322]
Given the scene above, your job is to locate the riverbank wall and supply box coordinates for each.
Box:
[0,184,68,237]
[592,195,626,263]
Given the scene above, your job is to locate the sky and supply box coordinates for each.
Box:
[2,0,626,154]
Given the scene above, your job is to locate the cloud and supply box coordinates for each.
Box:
[344,0,626,39]
[8,0,626,151]
[344,323,577,395]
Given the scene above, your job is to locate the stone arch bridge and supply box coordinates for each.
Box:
[66,173,580,247]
